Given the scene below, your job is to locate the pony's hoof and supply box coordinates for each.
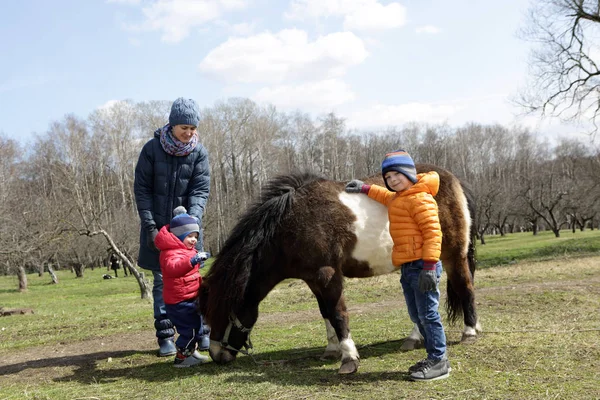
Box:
[460,334,477,344]
[400,338,422,351]
[338,359,359,374]
[320,350,341,360]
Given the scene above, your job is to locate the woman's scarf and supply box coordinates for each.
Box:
[159,124,198,157]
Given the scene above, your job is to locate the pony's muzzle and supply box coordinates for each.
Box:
[209,341,237,364]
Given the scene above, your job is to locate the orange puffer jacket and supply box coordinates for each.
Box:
[367,171,442,267]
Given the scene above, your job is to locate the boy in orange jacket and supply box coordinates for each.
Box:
[345,149,450,381]
[154,206,210,367]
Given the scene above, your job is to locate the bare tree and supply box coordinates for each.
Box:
[556,138,600,230]
[40,115,151,297]
[518,0,600,132]
[521,161,570,238]
[4,96,600,272]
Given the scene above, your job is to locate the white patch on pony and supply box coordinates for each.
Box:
[463,325,477,337]
[456,184,471,257]
[324,319,339,352]
[339,335,359,361]
[338,192,395,276]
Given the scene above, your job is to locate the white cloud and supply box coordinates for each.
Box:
[199,29,368,83]
[347,102,461,128]
[285,0,406,31]
[343,2,406,31]
[253,79,356,110]
[123,0,248,43]
[416,25,441,34]
[213,20,257,36]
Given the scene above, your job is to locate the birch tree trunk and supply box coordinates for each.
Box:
[17,266,27,292]
[47,263,59,284]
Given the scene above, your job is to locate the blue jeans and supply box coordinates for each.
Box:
[400,260,446,360]
[165,300,206,350]
[152,270,167,320]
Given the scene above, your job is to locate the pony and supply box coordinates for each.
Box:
[200,164,480,374]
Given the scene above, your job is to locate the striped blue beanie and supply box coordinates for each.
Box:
[170,206,200,242]
[381,149,417,190]
[169,97,200,127]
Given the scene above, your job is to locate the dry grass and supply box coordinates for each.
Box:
[0,254,599,399]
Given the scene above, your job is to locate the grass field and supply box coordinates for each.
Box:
[475,229,600,268]
[0,229,599,399]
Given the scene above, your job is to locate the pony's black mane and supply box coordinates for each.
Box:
[203,171,326,325]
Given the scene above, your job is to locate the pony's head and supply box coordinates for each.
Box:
[201,172,328,364]
[201,252,260,364]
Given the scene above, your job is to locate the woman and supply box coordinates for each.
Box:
[134,97,210,357]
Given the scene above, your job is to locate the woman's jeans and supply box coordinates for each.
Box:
[152,270,167,319]
[400,260,446,361]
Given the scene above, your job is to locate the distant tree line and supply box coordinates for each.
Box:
[1,97,599,277]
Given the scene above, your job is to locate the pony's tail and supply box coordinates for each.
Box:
[465,182,477,279]
[445,182,477,325]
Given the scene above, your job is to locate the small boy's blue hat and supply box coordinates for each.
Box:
[170,206,200,242]
[169,97,200,127]
[381,149,418,191]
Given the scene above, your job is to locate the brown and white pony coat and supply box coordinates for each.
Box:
[201,164,480,374]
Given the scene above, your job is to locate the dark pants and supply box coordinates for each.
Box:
[165,300,206,351]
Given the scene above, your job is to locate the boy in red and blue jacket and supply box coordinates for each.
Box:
[154,206,210,367]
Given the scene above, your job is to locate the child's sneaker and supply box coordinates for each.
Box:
[409,357,450,381]
[409,357,451,373]
[408,358,429,373]
[173,348,210,368]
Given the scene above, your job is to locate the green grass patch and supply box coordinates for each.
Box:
[476,229,600,268]
[0,268,152,351]
[1,239,600,399]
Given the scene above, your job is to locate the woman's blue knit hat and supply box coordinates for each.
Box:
[170,206,200,242]
[169,97,200,127]
[381,149,418,190]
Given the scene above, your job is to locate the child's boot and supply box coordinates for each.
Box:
[198,324,211,351]
[173,346,210,368]
[155,316,176,357]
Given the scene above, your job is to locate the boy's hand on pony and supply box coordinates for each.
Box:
[418,262,438,292]
[345,179,370,194]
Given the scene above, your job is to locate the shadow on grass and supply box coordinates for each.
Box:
[0,350,141,376]
[0,338,463,386]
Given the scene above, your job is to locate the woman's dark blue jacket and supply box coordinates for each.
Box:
[134,129,210,271]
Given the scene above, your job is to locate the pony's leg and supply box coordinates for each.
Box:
[400,323,424,351]
[445,256,480,343]
[308,281,343,360]
[309,287,341,359]
[322,318,341,359]
[308,269,359,374]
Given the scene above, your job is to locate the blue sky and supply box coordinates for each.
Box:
[0,0,584,144]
